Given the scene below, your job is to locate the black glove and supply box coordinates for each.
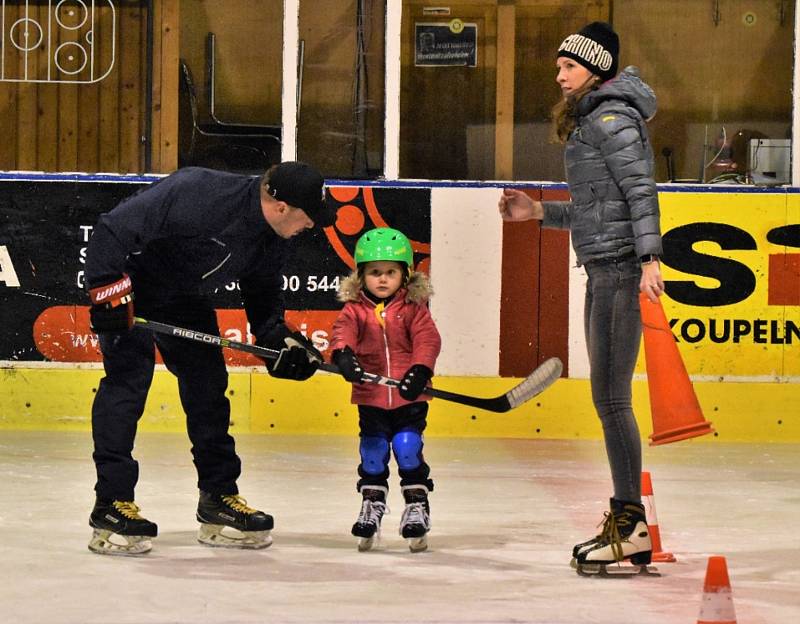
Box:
[265,330,322,381]
[332,347,364,384]
[398,364,433,401]
[89,275,134,333]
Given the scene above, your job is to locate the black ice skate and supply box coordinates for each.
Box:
[573,499,658,577]
[399,485,431,553]
[351,486,388,552]
[196,491,274,549]
[88,499,158,556]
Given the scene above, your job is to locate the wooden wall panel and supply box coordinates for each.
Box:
[498,186,570,377]
[0,0,179,174]
[179,0,281,125]
[57,19,80,172]
[296,0,386,176]
[36,100,59,171]
[400,1,498,180]
[494,3,515,180]
[150,1,164,171]
[614,0,793,181]
[118,4,143,172]
[16,4,38,170]
[511,1,610,182]
[153,0,180,172]
[0,80,15,170]
[98,4,121,172]
[78,81,101,173]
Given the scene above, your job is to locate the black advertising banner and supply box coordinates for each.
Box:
[415,20,478,67]
[0,179,431,363]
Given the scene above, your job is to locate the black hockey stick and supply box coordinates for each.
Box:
[133,317,562,413]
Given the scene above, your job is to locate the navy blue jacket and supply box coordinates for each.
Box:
[85,167,289,340]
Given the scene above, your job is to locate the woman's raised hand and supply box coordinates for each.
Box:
[498,188,543,221]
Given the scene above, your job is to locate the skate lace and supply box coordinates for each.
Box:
[598,510,633,562]
[113,501,144,520]
[357,499,387,526]
[401,502,429,529]
[222,495,258,515]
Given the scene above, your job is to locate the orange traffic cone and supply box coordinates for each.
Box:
[697,556,737,624]
[641,471,675,562]
[639,293,714,445]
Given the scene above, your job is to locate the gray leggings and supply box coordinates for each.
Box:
[583,255,643,503]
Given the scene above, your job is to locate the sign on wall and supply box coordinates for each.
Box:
[0,0,118,84]
[0,180,431,364]
[659,192,799,379]
[414,20,477,67]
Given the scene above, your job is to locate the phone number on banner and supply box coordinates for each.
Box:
[219,275,342,293]
[282,275,341,293]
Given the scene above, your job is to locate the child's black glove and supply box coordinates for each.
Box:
[398,364,433,401]
[332,346,364,383]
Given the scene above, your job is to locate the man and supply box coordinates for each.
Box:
[85,162,335,555]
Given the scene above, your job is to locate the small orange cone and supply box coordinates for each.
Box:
[697,556,737,624]
[639,293,714,445]
[641,471,675,562]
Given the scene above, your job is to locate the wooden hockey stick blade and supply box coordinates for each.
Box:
[133,317,562,413]
[423,357,562,413]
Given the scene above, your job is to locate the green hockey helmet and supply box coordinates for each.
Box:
[354,227,414,268]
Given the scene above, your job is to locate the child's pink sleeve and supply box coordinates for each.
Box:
[409,304,441,371]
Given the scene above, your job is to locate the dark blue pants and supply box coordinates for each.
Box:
[583,255,643,503]
[355,402,433,491]
[92,301,240,501]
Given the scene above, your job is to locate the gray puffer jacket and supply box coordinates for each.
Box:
[542,66,663,265]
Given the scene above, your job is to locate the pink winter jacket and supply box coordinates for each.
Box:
[331,271,441,409]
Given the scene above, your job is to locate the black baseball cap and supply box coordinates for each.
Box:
[266,161,336,227]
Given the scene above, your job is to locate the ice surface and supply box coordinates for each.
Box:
[0,431,797,623]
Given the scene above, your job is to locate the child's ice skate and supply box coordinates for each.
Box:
[88,499,158,556]
[573,499,659,577]
[399,485,430,553]
[351,486,388,552]
[196,491,273,549]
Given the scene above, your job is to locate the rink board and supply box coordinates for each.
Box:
[1,368,797,442]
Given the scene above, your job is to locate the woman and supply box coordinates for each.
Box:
[498,21,664,571]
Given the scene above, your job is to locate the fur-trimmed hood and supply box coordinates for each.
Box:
[337,270,434,304]
[331,268,441,410]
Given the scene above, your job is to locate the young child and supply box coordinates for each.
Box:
[331,227,441,553]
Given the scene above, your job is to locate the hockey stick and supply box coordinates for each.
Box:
[133,317,562,413]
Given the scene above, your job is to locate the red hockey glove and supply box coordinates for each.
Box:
[89,275,134,333]
[332,346,364,384]
[398,364,433,401]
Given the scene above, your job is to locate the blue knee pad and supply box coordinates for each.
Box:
[359,436,390,475]
[391,430,423,470]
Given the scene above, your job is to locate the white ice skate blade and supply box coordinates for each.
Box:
[407,535,428,553]
[197,523,272,549]
[575,562,660,577]
[357,534,380,552]
[88,528,153,556]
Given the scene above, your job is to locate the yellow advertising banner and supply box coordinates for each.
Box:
[657,192,799,379]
